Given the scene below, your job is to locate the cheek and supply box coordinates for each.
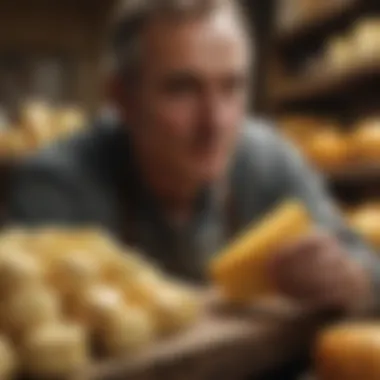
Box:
[219,97,247,143]
[147,96,196,141]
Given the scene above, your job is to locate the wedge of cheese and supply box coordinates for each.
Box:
[210,200,311,303]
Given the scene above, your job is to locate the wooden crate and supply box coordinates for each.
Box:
[73,296,332,380]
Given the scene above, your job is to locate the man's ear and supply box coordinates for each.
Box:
[106,73,137,122]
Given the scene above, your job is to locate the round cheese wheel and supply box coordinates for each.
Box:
[3,286,60,336]
[21,322,89,378]
[98,305,154,356]
[351,119,380,162]
[349,205,380,249]
[315,323,380,380]
[325,36,355,72]
[352,18,380,63]
[0,336,17,379]
[0,250,43,296]
[305,130,349,170]
[68,284,125,329]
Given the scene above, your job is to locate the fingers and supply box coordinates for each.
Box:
[268,230,367,310]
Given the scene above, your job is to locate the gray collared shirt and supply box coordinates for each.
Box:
[5,119,380,293]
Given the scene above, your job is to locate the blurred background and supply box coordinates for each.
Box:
[0,0,380,250]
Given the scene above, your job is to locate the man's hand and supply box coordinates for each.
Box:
[269,231,373,313]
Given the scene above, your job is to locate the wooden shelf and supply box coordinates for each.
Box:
[73,295,328,380]
[326,163,380,184]
[269,59,380,109]
[275,0,362,46]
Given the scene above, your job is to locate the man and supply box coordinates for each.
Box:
[6,0,377,318]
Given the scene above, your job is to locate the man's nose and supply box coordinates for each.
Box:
[200,92,228,131]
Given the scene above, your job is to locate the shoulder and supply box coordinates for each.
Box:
[230,118,305,225]
[14,121,124,182]
[232,118,290,182]
[236,118,290,163]
[6,122,126,225]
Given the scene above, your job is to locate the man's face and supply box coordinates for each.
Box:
[124,9,251,184]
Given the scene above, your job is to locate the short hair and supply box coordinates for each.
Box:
[109,0,249,78]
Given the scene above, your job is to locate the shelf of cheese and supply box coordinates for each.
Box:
[0,101,86,161]
[276,0,361,45]
[280,116,380,181]
[271,17,380,107]
[0,228,200,379]
[345,202,380,250]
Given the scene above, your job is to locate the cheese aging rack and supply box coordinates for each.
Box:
[265,0,380,205]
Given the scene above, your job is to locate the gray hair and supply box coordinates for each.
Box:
[109,0,249,79]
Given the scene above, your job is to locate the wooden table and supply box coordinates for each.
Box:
[73,296,334,380]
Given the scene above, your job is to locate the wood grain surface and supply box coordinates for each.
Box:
[72,292,334,380]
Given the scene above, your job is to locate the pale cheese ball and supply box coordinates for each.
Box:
[0,249,44,297]
[105,249,163,291]
[3,286,60,337]
[98,305,154,357]
[21,322,89,379]
[0,228,31,249]
[27,228,90,261]
[0,336,17,379]
[147,284,200,335]
[125,277,200,335]
[68,284,125,329]
[48,254,101,297]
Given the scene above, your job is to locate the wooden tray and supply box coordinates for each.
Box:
[73,293,333,380]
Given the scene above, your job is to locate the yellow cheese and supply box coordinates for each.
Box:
[48,254,101,296]
[125,277,200,335]
[98,304,154,356]
[210,200,311,303]
[3,286,60,337]
[0,336,17,379]
[0,250,44,297]
[315,323,380,380]
[21,322,89,378]
[68,284,125,329]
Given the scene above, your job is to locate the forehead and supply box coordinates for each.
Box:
[140,10,251,76]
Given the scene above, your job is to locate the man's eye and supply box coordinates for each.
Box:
[166,81,195,94]
[162,75,199,96]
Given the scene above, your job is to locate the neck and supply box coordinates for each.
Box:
[132,145,202,223]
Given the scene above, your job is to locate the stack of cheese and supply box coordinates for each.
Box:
[350,118,380,165]
[0,228,200,379]
[279,116,350,171]
[277,0,337,32]
[0,101,86,160]
[325,18,380,73]
[280,116,380,171]
[346,202,380,250]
